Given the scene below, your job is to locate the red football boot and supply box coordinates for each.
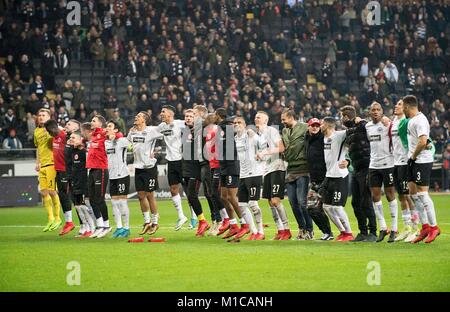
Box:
[339,232,354,242]
[335,231,346,241]
[234,224,250,239]
[59,222,75,236]
[222,224,240,239]
[254,233,266,240]
[217,218,230,236]
[425,225,440,244]
[271,230,284,240]
[245,233,258,240]
[81,231,92,238]
[412,224,431,244]
[196,220,210,237]
[280,229,292,240]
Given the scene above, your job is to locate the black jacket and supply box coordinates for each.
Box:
[182,124,200,179]
[345,120,370,172]
[71,147,87,195]
[305,131,326,184]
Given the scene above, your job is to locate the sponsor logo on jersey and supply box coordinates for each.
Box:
[132,137,145,143]
[161,129,174,136]
[369,135,381,141]
[324,143,331,150]
[106,148,116,154]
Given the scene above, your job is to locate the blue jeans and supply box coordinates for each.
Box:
[286,176,313,231]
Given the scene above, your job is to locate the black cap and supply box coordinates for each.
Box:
[162,105,176,113]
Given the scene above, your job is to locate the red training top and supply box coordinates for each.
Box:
[86,127,108,169]
[205,125,219,169]
[52,130,67,171]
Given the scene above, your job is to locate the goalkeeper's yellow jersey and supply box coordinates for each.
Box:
[34,127,54,167]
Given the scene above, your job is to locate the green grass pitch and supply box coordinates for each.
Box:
[0,196,449,292]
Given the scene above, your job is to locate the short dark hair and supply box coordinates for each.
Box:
[323,117,336,124]
[107,120,120,130]
[93,115,106,127]
[215,108,227,120]
[44,119,58,131]
[403,95,418,107]
[281,108,297,119]
[340,105,356,119]
[81,122,92,132]
[71,130,82,137]
[138,111,150,125]
[162,105,176,113]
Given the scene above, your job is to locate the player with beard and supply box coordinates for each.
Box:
[182,109,211,236]
[255,111,292,240]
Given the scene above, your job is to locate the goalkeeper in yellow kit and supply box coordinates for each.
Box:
[34,108,62,232]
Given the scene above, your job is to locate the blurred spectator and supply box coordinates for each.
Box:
[111,108,127,135]
[54,45,69,75]
[443,143,450,192]
[2,128,23,150]
[29,75,45,100]
[57,106,69,126]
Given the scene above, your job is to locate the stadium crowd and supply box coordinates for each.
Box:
[0,0,449,189]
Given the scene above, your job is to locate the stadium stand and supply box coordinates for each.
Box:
[0,0,448,189]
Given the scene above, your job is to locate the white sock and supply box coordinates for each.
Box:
[402,209,412,227]
[104,220,110,228]
[80,205,95,231]
[64,211,72,223]
[85,198,96,221]
[230,218,237,225]
[151,213,159,225]
[373,201,387,230]
[411,194,428,225]
[240,217,247,225]
[220,208,229,220]
[270,206,284,230]
[323,204,345,232]
[275,203,289,230]
[418,192,437,227]
[112,200,123,229]
[332,206,352,233]
[79,223,86,233]
[96,217,104,228]
[388,200,398,232]
[119,199,130,229]
[240,203,257,234]
[249,200,263,234]
[172,194,185,219]
[143,211,151,224]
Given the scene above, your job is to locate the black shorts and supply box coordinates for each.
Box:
[238,176,263,202]
[72,193,85,206]
[394,165,409,195]
[369,168,395,188]
[220,175,239,188]
[262,170,285,200]
[135,167,158,192]
[408,162,433,187]
[56,171,70,194]
[167,161,183,186]
[109,176,130,196]
[322,176,349,206]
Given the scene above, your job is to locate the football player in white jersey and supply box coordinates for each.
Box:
[159,105,189,230]
[365,102,398,242]
[255,111,292,240]
[320,117,353,241]
[105,120,131,238]
[127,112,164,236]
[390,101,419,242]
[403,95,440,244]
[234,117,265,240]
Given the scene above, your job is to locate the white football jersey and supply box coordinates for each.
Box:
[407,112,434,164]
[235,130,265,179]
[157,120,185,162]
[258,125,286,176]
[127,126,163,169]
[366,120,394,169]
[324,130,348,178]
[105,137,130,179]
[391,117,408,166]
